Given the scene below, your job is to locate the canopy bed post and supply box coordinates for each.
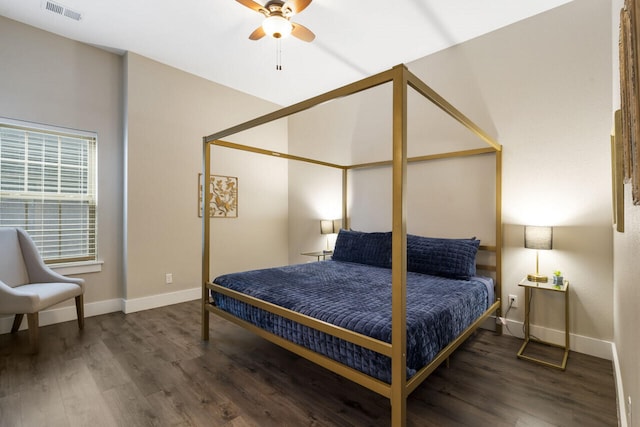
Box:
[390,64,409,427]
[341,168,348,230]
[495,149,503,334]
[202,139,211,341]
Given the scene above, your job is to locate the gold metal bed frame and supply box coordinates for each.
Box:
[202,64,502,427]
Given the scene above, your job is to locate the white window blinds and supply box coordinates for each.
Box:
[0,118,97,263]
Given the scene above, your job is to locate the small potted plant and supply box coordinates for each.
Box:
[553,270,563,285]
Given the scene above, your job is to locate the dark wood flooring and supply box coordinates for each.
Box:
[0,300,618,426]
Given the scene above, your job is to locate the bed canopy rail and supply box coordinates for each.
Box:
[202,64,502,427]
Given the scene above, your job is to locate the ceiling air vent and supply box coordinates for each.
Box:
[43,1,82,21]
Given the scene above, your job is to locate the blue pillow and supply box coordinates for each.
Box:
[332,229,392,268]
[407,234,480,280]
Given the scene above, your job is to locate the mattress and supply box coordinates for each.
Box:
[212,260,493,383]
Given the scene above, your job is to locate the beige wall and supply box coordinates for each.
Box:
[416,0,613,350]
[0,17,124,310]
[0,17,290,322]
[614,185,640,427]
[289,0,614,356]
[124,53,289,303]
[411,0,613,350]
[612,0,639,424]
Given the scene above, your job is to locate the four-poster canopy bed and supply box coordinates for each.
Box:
[201,64,502,427]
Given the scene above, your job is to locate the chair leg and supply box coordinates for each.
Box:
[75,294,84,330]
[11,314,24,333]
[26,313,39,354]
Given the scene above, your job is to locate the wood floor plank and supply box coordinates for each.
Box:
[57,356,119,427]
[17,371,68,426]
[178,359,272,426]
[0,393,23,427]
[0,351,11,399]
[109,348,168,397]
[197,354,317,426]
[82,339,132,392]
[0,300,618,426]
[102,381,158,427]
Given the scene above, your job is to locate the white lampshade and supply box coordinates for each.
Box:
[524,226,553,250]
[524,225,553,282]
[320,220,335,235]
[262,15,292,39]
[320,219,342,235]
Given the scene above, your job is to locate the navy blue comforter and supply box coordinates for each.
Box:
[213,260,491,383]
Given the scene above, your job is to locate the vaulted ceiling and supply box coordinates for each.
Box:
[0,0,572,106]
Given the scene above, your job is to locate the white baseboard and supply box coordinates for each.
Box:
[0,287,201,334]
[497,316,613,361]
[122,287,201,314]
[611,342,628,427]
[0,297,122,334]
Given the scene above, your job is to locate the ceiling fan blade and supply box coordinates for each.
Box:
[291,22,315,42]
[287,0,312,15]
[236,0,268,15]
[249,26,266,40]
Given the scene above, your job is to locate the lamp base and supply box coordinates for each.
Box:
[527,273,548,283]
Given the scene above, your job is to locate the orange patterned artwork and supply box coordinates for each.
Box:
[199,174,238,218]
[620,0,640,205]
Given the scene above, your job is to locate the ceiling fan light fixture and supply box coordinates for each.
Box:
[262,15,292,39]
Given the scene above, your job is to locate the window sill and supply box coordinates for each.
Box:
[51,260,103,275]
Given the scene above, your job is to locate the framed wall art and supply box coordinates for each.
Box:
[620,0,640,205]
[198,173,238,218]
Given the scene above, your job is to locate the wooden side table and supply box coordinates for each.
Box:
[517,277,569,370]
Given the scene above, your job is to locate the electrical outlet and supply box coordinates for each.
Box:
[165,273,173,284]
[508,294,518,308]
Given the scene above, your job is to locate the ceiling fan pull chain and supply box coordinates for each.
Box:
[276,38,283,71]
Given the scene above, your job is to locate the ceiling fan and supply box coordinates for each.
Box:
[236,0,316,42]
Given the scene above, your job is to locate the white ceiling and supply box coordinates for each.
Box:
[0,0,571,106]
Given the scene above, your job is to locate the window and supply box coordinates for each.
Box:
[0,118,97,263]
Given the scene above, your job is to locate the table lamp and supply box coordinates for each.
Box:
[320,219,341,252]
[524,225,553,283]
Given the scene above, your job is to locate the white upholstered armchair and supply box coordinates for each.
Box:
[0,227,85,352]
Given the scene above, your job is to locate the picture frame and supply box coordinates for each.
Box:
[620,0,640,205]
[198,173,238,218]
[613,110,625,232]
